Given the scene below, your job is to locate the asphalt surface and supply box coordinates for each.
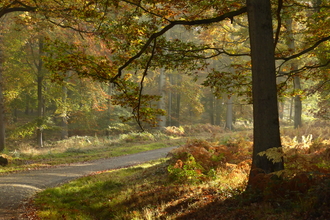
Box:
[0,146,176,220]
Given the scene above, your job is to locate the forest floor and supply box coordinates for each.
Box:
[0,146,176,220]
[2,122,330,219]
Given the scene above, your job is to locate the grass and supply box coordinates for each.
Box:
[5,122,330,219]
[28,127,330,219]
[0,132,185,174]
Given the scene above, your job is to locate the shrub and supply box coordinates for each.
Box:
[167,140,234,183]
[164,126,185,136]
[119,132,155,142]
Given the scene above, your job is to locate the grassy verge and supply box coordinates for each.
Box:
[0,124,240,174]
[0,132,185,174]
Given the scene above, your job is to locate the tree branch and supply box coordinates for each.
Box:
[274,0,283,49]
[112,7,247,82]
[121,0,171,22]
[134,38,157,131]
[0,1,37,18]
[164,47,250,58]
[276,35,330,61]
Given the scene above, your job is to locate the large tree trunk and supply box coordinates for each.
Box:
[157,68,166,129]
[247,0,284,184]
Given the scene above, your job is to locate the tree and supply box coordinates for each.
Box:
[0,27,5,152]
[36,37,45,147]
[2,1,329,190]
[157,68,166,129]
[225,95,234,130]
[41,1,284,183]
[0,0,111,150]
[246,0,284,182]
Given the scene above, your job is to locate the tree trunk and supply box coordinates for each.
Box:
[0,25,6,152]
[157,68,166,129]
[37,75,44,147]
[293,76,302,128]
[215,98,222,126]
[61,84,68,139]
[167,74,173,126]
[0,36,5,152]
[105,82,113,136]
[174,75,181,127]
[25,93,30,115]
[13,108,18,123]
[286,18,302,128]
[209,91,215,125]
[247,0,284,183]
[289,97,294,121]
[278,100,284,120]
[36,38,44,148]
[225,95,233,130]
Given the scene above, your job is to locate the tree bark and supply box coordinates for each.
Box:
[174,75,181,127]
[105,82,113,136]
[225,95,233,130]
[157,68,166,129]
[209,91,215,125]
[61,84,68,139]
[0,34,5,152]
[0,20,7,152]
[247,0,284,183]
[286,18,302,128]
[167,74,173,126]
[215,98,222,126]
[36,38,44,148]
[293,76,302,128]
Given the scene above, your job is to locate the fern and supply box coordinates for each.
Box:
[257,147,283,164]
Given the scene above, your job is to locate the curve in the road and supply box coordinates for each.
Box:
[0,146,176,220]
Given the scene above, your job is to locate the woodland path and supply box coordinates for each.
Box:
[0,146,176,220]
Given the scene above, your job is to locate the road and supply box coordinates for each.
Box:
[0,146,176,220]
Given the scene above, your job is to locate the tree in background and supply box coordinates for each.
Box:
[0,21,5,152]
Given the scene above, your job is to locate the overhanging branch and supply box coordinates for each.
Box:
[276,35,330,61]
[112,7,247,82]
[0,1,37,18]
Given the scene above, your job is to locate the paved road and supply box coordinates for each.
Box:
[0,146,176,220]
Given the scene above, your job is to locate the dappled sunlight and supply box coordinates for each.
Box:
[28,123,330,219]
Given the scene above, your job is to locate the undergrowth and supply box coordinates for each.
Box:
[26,122,330,219]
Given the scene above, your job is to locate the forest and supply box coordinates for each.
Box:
[0,0,330,219]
